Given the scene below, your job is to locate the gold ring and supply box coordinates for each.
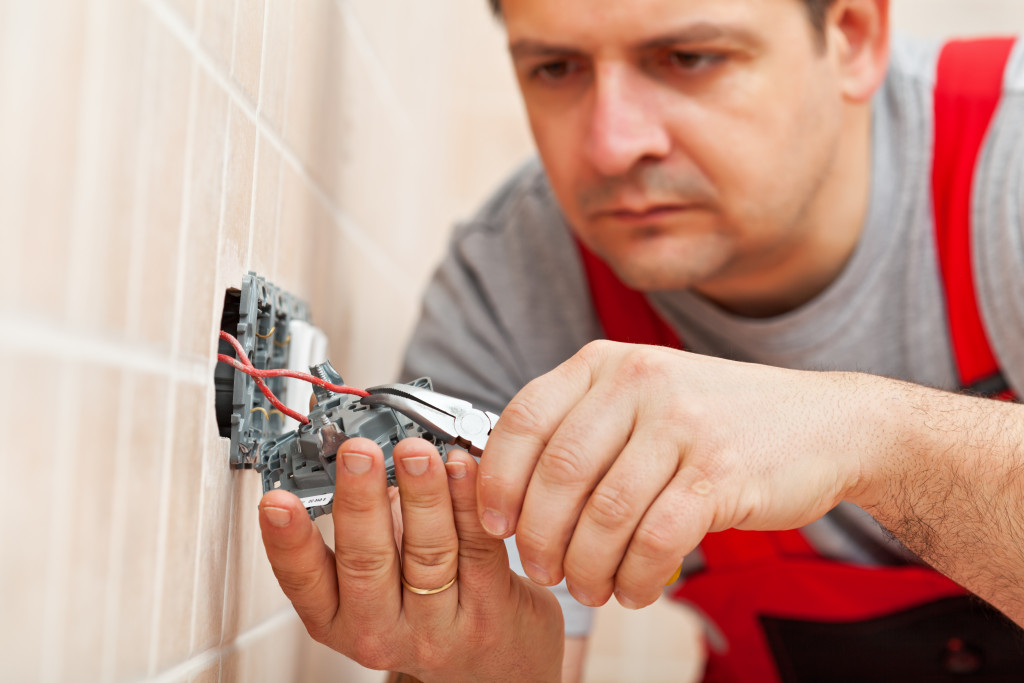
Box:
[401,571,458,595]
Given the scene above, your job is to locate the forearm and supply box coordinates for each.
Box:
[850,375,1024,624]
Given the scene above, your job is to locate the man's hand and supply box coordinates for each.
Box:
[476,339,1024,619]
[259,437,564,682]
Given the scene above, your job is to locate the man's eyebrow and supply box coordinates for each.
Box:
[508,40,580,60]
[509,22,761,60]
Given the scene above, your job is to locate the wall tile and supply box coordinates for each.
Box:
[153,380,209,671]
[282,0,348,203]
[189,658,222,683]
[218,103,257,289]
[248,133,282,277]
[6,3,89,322]
[333,240,418,388]
[177,68,229,360]
[274,162,355,327]
[248,531,296,627]
[257,0,293,131]
[234,616,308,682]
[58,364,124,682]
[0,2,38,303]
[63,1,149,336]
[297,640,384,683]
[129,16,193,350]
[272,162,315,296]
[0,356,61,681]
[220,472,265,644]
[199,0,235,73]
[163,0,199,30]
[232,0,266,103]
[190,422,233,652]
[892,0,1024,36]
[107,373,169,681]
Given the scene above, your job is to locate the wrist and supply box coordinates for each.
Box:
[836,372,919,512]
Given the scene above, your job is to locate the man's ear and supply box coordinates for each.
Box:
[826,0,890,102]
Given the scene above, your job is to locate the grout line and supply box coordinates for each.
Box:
[188,50,237,653]
[0,312,210,385]
[151,609,302,683]
[228,0,240,78]
[146,0,204,668]
[242,0,278,270]
[144,0,420,294]
[220,0,271,648]
[244,132,262,270]
[268,0,295,277]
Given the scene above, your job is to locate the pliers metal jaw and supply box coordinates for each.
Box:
[360,383,500,456]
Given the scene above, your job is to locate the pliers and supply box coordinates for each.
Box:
[361,383,500,456]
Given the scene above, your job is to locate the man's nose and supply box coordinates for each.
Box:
[584,65,671,178]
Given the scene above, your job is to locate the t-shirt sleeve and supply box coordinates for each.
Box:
[399,223,527,413]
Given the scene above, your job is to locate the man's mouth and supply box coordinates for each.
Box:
[592,204,695,226]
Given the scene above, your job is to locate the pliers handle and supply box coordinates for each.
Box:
[360,383,499,456]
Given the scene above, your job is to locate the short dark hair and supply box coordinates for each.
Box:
[487,0,839,38]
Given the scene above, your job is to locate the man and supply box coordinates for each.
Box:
[259,0,1024,680]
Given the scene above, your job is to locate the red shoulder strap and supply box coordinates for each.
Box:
[576,240,683,348]
[931,37,1016,395]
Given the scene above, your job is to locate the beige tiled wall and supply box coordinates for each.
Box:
[1,1,1021,682]
[0,0,524,680]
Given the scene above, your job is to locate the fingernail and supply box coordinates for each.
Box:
[525,561,551,585]
[342,452,372,475]
[402,456,430,476]
[482,508,508,535]
[615,591,642,610]
[263,506,291,528]
[445,461,467,479]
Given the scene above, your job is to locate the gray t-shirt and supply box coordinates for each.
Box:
[401,35,1024,636]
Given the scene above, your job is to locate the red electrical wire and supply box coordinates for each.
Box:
[217,330,369,426]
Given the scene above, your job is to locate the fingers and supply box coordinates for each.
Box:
[443,450,515,613]
[392,438,461,616]
[612,475,716,608]
[331,437,404,634]
[513,389,635,587]
[477,343,605,537]
[558,434,681,605]
[259,489,340,641]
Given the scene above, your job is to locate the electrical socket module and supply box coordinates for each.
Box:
[215,272,447,519]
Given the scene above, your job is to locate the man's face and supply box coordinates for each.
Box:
[504,0,850,299]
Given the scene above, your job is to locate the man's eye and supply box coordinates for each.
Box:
[532,61,578,82]
[667,51,721,71]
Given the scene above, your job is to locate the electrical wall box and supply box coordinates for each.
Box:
[215,272,317,469]
[216,272,447,519]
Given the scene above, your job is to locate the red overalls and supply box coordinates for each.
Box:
[577,38,1022,682]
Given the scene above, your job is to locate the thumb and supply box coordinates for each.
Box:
[259,489,339,641]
